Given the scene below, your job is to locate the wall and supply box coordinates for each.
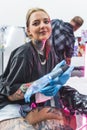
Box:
[0,0,87,74]
[0,0,87,36]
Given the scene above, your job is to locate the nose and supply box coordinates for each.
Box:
[40,21,45,28]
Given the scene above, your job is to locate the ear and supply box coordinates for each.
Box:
[27,28,30,35]
[26,28,32,37]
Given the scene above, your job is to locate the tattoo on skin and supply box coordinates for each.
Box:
[8,89,24,101]
[30,107,71,124]
[33,107,62,116]
[8,83,31,101]
[20,83,31,94]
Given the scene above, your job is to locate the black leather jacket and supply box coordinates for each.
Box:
[0,41,58,109]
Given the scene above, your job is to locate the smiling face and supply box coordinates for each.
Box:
[27,10,52,41]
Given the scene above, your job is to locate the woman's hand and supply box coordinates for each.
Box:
[8,89,24,101]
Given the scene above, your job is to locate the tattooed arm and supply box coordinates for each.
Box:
[25,106,76,130]
[25,107,64,124]
[8,83,31,101]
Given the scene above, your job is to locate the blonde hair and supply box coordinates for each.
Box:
[26,7,50,28]
[71,16,84,27]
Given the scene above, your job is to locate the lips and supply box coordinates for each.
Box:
[39,30,49,36]
[40,31,47,34]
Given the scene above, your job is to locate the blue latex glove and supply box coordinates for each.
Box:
[40,84,62,96]
[52,60,66,72]
[52,66,74,85]
[24,60,73,102]
[39,66,74,97]
[24,88,33,103]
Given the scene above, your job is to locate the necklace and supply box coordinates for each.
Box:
[38,52,46,65]
[33,43,46,65]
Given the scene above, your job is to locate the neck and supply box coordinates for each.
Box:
[33,39,46,51]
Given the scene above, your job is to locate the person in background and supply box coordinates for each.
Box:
[50,16,84,65]
[0,7,75,130]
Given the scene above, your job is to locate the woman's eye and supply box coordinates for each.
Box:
[44,20,50,24]
[32,19,50,26]
[32,21,39,26]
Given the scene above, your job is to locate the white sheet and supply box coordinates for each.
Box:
[66,77,87,95]
[0,104,21,121]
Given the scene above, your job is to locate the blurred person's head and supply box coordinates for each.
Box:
[70,16,84,31]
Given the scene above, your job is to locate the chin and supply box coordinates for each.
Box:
[40,36,49,41]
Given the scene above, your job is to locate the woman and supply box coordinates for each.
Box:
[0,8,76,130]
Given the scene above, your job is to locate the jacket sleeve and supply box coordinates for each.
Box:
[0,49,31,96]
[62,23,75,58]
[65,38,75,58]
